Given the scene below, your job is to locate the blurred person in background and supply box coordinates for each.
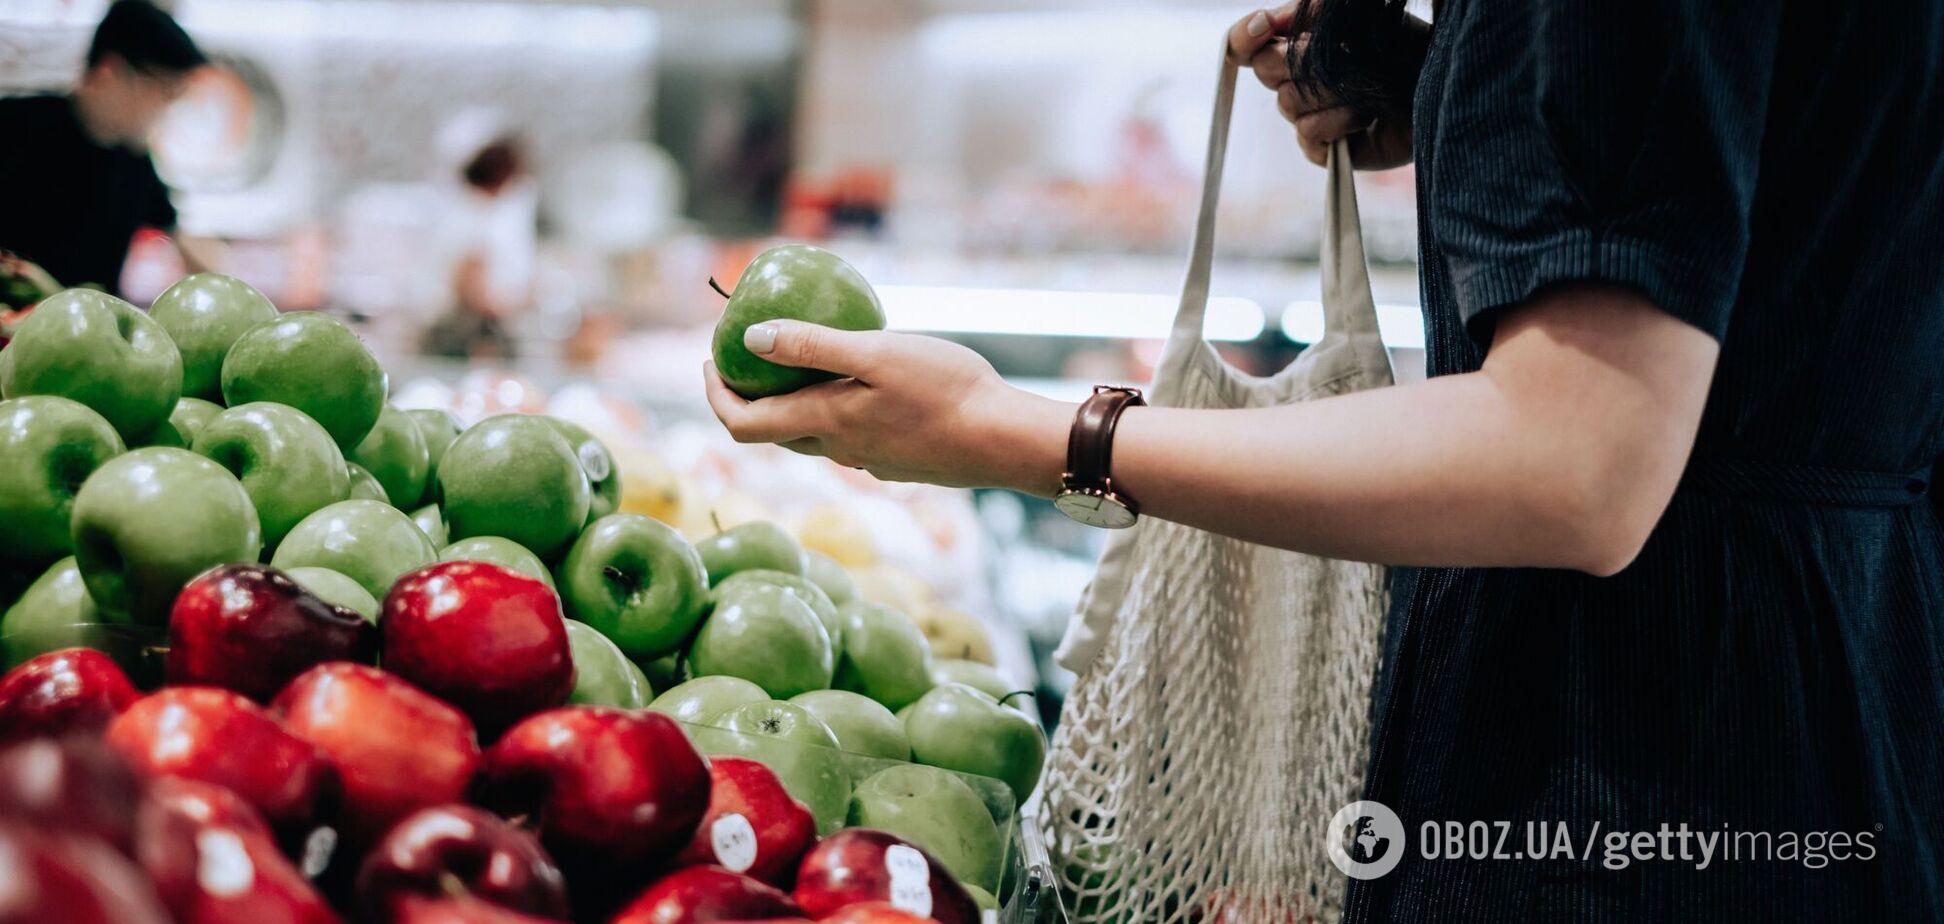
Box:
[0,0,218,296]
[710,1,1944,919]
[421,125,538,360]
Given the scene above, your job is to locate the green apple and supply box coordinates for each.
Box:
[282,565,380,622]
[438,415,590,558]
[904,682,1046,805]
[962,883,998,913]
[647,675,769,725]
[349,405,429,511]
[439,536,555,591]
[710,244,886,399]
[833,601,934,710]
[0,396,124,566]
[1,289,181,443]
[640,653,683,694]
[802,551,857,606]
[565,620,650,708]
[556,513,707,658]
[930,658,1014,701]
[191,402,349,550]
[713,700,850,834]
[696,521,804,586]
[71,447,260,624]
[221,312,386,451]
[411,505,447,547]
[715,569,841,652]
[788,688,909,760]
[270,499,438,601]
[543,417,621,524]
[0,556,131,667]
[848,763,1004,892]
[345,462,389,504]
[405,409,462,506]
[160,397,222,448]
[687,582,832,699]
[148,272,278,401]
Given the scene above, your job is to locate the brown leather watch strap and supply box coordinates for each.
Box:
[1064,386,1146,495]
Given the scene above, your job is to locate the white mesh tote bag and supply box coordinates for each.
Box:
[1038,45,1395,924]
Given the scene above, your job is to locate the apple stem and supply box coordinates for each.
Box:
[710,510,723,535]
[708,276,731,299]
[437,871,468,899]
[999,690,1037,707]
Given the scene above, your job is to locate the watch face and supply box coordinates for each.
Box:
[1055,491,1138,529]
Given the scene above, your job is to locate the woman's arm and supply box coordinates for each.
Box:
[704,284,1718,576]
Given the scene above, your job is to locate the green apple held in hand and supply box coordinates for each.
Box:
[0,396,124,566]
[438,415,590,558]
[788,688,909,760]
[697,521,805,586]
[283,566,379,623]
[270,499,437,601]
[350,405,429,512]
[848,763,1005,892]
[904,682,1045,805]
[345,462,389,504]
[688,582,833,699]
[713,700,850,835]
[930,659,1014,702]
[543,417,621,524]
[564,620,652,708]
[802,551,857,606]
[710,244,886,399]
[221,312,387,451]
[0,289,181,443]
[557,513,707,659]
[159,397,222,448]
[647,675,769,725]
[191,402,350,550]
[440,536,554,591]
[833,601,934,711]
[147,272,278,401]
[71,447,260,625]
[715,569,842,652]
[411,505,447,547]
[405,409,462,506]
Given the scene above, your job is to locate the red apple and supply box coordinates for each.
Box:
[104,686,334,827]
[355,804,568,922]
[272,662,480,838]
[477,706,708,869]
[818,903,936,924]
[134,776,341,924]
[381,561,573,735]
[793,830,979,924]
[166,564,377,702]
[611,865,803,924]
[0,737,145,853]
[388,893,564,924]
[0,647,140,742]
[676,756,817,887]
[0,823,170,924]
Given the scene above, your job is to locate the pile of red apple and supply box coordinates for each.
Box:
[0,275,1044,923]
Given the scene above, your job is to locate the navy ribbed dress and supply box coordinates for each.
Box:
[1344,0,1944,920]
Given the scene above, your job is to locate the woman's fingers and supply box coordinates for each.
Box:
[703,361,820,443]
[1294,106,1374,165]
[743,319,881,376]
[1227,2,1299,66]
[1249,41,1291,90]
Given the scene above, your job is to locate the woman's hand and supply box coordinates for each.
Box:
[1227,3,1419,169]
[704,322,1071,495]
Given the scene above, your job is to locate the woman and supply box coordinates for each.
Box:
[707,0,1944,918]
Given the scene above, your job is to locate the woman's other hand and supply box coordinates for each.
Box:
[704,322,1070,495]
[1227,3,1419,169]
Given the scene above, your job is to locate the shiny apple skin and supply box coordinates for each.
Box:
[134,776,342,924]
[355,804,569,922]
[0,736,146,853]
[166,564,377,702]
[104,685,334,828]
[610,865,804,924]
[380,561,574,736]
[0,646,139,743]
[675,755,818,888]
[791,829,980,924]
[0,821,171,924]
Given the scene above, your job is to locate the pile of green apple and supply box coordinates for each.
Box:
[1,267,1044,906]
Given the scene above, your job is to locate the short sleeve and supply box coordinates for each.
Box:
[1427,0,1782,345]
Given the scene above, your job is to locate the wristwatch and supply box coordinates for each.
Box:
[1053,385,1146,529]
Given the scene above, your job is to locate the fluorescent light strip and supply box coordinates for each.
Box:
[878,285,1265,342]
[1280,300,1427,349]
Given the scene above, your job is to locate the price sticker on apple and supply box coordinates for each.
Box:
[710,813,759,873]
[884,844,932,917]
